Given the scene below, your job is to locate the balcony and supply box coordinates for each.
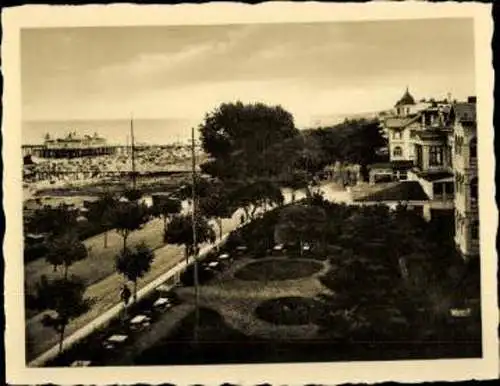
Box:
[469,157,477,170]
[433,193,455,202]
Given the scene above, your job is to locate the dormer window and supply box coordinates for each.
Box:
[470,177,478,203]
[470,137,477,159]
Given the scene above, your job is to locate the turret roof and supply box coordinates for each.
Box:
[395,87,416,107]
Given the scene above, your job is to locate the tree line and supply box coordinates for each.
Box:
[26,100,387,356]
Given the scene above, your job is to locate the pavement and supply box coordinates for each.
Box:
[26,181,352,366]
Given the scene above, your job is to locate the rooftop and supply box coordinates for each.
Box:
[395,87,416,107]
[384,115,419,129]
[355,181,429,202]
[452,102,476,123]
[391,160,414,170]
[415,170,454,182]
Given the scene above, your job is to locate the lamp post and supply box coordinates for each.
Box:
[191,126,200,343]
[130,114,137,191]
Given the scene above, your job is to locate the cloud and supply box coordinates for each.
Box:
[91,25,258,91]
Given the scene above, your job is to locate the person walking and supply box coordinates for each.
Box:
[120,284,132,320]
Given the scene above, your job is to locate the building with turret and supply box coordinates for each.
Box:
[363,89,478,260]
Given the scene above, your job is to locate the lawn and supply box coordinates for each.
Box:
[24,217,165,299]
[234,258,324,281]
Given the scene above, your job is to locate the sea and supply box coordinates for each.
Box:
[22,111,381,145]
[22,118,199,146]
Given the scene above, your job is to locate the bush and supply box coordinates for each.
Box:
[255,297,325,325]
[24,242,49,263]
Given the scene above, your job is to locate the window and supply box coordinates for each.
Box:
[455,173,465,194]
[429,146,443,166]
[393,146,403,157]
[399,171,408,180]
[470,137,477,159]
[393,131,402,140]
[455,136,464,155]
[471,221,479,240]
[433,183,444,196]
[415,144,423,170]
[470,177,478,203]
[445,182,454,195]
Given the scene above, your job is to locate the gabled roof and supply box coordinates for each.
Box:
[384,115,420,129]
[354,181,429,202]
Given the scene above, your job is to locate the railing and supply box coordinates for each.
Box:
[433,193,455,201]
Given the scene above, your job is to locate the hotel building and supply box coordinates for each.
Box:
[368,89,478,260]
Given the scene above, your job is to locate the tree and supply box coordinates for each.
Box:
[116,242,155,303]
[164,214,216,264]
[275,204,328,255]
[110,202,150,252]
[230,179,284,221]
[262,131,328,195]
[87,191,118,248]
[199,101,299,180]
[199,189,235,241]
[32,275,91,354]
[123,188,143,202]
[44,232,88,278]
[151,196,182,234]
[310,119,387,182]
[26,204,78,237]
[178,178,214,201]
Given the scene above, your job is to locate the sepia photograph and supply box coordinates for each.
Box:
[3,3,497,385]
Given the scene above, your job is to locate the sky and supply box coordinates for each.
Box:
[21,18,475,131]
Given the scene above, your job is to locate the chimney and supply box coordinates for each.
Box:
[467,96,477,104]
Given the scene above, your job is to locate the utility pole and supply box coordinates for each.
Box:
[130,115,136,190]
[191,126,200,343]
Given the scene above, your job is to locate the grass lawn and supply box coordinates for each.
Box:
[24,217,166,299]
[234,259,324,281]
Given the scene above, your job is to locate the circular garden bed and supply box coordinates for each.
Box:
[255,296,325,325]
[234,259,323,281]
